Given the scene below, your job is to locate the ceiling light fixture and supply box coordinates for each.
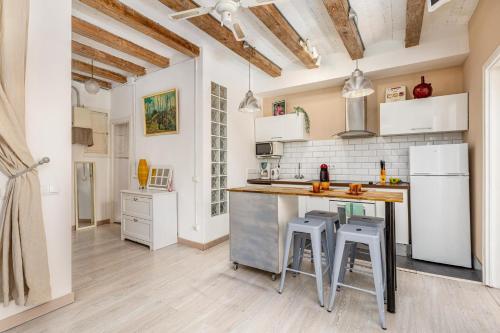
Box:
[238,42,261,113]
[300,39,322,67]
[342,60,374,98]
[84,59,100,95]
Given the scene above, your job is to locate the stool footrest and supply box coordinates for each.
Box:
[337,283,376,296]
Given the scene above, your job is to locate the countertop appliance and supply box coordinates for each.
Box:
[256,141,284,158]
[409,143,471,268]
[259,161,271,179]
[270,167,280,180]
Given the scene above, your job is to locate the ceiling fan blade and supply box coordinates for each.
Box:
[232,21,246,41]
[240,0,284,8]
[169,7,212,20]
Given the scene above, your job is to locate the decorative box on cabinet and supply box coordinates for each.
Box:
[121,189,177,250]
[255,113,310,142]
[380,93,468,136]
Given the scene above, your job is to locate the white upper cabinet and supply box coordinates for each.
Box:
[255,113,310,142]
[379,93,468,136]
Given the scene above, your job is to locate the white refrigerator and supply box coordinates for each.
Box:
[409,143,472,268]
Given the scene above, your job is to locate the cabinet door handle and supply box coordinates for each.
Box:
[410,127,432,131]
[133,197,138,201]
[271,136,283,139]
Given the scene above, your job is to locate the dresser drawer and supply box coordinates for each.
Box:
[122,194,153,220]
[123,215,151,242]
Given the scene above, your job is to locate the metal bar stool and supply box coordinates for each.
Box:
[292,211,339,277]
[279,217,330,307]
[327,224,386,330]
[344,216,386,291]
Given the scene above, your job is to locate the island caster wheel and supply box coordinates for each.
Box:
[232,262,239,271]
[271,274,277,281]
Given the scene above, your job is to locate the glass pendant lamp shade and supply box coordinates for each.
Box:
[239,43,261,113]
[84,78,100,95]
[342,64,374,99]
[84,59,101,95]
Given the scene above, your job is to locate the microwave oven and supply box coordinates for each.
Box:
[256,142,284,158]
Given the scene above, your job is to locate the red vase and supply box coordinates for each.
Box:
[413,76,433,99]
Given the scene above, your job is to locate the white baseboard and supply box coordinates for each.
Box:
[0,292,74,332]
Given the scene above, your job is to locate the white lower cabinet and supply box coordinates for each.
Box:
[121,190,178,250]
[299,188,409,246]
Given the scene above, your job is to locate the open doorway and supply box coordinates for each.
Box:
[483,46,500,288]
[111,119,131,224]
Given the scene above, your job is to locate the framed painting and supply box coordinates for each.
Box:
[143,89,179,136]
[272,99,286,116]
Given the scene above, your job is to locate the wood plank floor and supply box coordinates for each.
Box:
[9,224,500,332]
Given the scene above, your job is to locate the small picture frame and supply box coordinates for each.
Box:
[147,165,173,191]
[272,100,286,116]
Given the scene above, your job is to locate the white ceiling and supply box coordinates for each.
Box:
[72,0,479,85]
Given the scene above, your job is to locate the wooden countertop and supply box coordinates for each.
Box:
[247,178,410,190]
[228,186,404,203]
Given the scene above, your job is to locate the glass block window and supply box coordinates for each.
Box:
[211,82,228,217]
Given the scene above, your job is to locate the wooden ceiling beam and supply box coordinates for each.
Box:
[322,0,364,60]
[405,0,426,48]
[79,0,200,57]
[72,72,112,90]
[72,41,146,76]
[158,0,281,77]
[72,16,170,68]
[249,5,318,69]
[72,59,127,84]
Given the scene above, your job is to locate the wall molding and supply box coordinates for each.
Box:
[178,234,229,251]
[0,292,74,332]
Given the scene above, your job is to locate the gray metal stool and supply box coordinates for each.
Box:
[346,216,386,289]
[278,217,330,307]
[292,211,339,275]
[327,224,386,330]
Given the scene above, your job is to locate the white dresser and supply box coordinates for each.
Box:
[121,189,178,250]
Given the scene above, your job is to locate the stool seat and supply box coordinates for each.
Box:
[350,215,385,228]
[289,217,326,232]
[340,224,379,239]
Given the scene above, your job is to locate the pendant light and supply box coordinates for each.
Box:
[238,42,261,113]
[342,60,374,98]
[84,59,100,95]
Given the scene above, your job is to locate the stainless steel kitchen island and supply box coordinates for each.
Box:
[228,185,403,313]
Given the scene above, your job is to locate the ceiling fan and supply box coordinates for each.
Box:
[169,0,282,41]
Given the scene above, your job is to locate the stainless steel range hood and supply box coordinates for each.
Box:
[334,96,376,138]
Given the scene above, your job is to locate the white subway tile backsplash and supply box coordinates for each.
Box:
[273,133,464,181]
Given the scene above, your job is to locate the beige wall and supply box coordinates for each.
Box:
[463,0,500,263]
[263,66,464,140]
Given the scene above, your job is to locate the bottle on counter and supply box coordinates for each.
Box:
[320,164,330,191]
[380,160,387,184]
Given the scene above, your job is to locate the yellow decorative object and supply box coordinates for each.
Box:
[138,159,149,189]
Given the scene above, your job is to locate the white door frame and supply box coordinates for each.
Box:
[110,116,133,223]
[482,46,500,287]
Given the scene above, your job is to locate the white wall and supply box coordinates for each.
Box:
[71,83,111,225]
[108,11,260,244]
[0,0,72,320]
[201,44,260,243]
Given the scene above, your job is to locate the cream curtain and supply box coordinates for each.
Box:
[0,0,51,306]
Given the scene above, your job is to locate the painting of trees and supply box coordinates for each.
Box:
[143,89,178,135]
